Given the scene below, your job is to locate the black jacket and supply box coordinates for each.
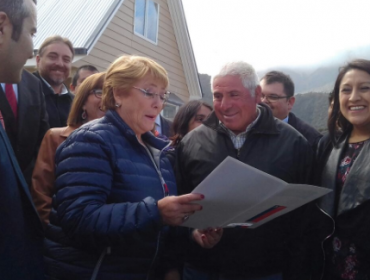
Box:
[0,70,49,184]
[176,104,314,279]
[312,132,370,279]
[33,72,74,128]
[288,112,322,151]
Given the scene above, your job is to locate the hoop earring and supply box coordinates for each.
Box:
[115,103,121,108]
[81,110,87,120]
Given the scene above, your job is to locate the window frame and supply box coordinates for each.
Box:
[134,0,160,45]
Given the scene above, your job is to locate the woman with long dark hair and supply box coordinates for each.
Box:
[171,100,212,147]
[316,59,370,279]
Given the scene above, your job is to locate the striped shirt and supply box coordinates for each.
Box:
[219,108,261,149]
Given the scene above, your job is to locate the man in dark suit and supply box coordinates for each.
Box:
[0,0,44,278]
[154,103,173,137]
[260,71,322,150]
[0,69,49,185]
[155,114,173,137]
[34,35,75,128]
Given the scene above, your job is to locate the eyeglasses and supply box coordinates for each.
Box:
[261,94,289,103]
[91,89,102,99]
[132,86,170,104]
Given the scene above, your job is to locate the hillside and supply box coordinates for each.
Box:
[256,67,337,94]
[292,92,330,132]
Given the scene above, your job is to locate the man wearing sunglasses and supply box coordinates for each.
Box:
[260,71,322,150]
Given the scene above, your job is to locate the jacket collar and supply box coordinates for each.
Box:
[105,110,170,150]
[203,103,280,135]
[33,71,72,97]
[319,133,370,216]
[287,112,297,126]
[60,125,79,138]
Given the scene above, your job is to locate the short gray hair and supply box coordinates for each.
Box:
[211,61,259,96]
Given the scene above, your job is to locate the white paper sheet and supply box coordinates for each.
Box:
[182,156,331,229]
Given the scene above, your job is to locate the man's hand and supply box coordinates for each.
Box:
[193,228,223,249]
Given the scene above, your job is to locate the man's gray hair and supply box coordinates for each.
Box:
[211,61,259,96]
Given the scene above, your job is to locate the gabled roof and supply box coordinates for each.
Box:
[34,0,124,54]
[30,0,201,100]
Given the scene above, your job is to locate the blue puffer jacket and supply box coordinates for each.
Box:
[43,110,177,280]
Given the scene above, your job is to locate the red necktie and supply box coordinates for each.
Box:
[5,84,17,119]
[0,110,5,129]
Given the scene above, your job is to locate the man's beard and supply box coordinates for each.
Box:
[40,67,67,87]
[47,76,65,87]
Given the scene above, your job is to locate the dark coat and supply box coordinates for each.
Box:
[288,112,322,151]
[160,115,173,137]
[0,125,44,279]
[44,110,177,280]
[311,133,370,279]
[33,71,74,128]
[0,70,49,184]
[176,104,315,279]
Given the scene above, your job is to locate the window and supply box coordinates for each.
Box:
[162,104,178,120]
[134,0,159,44]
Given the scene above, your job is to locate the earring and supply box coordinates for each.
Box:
[81,110,87,120]
[115,103,121,108]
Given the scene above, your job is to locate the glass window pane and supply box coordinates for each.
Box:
[134,0,145,35]
[163,105,176,119]
[146,1,158,42]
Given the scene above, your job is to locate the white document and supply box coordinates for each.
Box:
[182,156,331,229]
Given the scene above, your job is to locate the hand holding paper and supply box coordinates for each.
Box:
[182,156,331,229]
[157,193,204,226]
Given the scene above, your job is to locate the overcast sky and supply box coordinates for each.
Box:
[182,0,370,75]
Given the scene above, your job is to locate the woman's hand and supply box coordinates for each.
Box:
[192,228,223,249]
[157,193,204,226]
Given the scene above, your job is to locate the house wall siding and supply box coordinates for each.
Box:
[76,0,189,101]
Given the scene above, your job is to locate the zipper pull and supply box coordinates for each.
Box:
[237,148,241,159]
[163,183,169,196]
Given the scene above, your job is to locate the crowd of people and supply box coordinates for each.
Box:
[1,0,370,280]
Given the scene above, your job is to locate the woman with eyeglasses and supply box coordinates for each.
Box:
[31,72,106,226]
[313,59,370,279]
[44,55,222,280]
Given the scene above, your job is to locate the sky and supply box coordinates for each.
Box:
[182,0,370,75]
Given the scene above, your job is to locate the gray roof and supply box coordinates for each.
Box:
[34,0,124,53]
